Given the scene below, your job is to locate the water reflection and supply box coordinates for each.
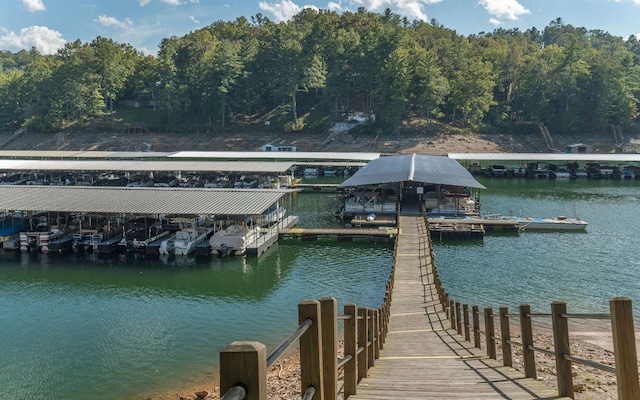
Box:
[1,247,295,302]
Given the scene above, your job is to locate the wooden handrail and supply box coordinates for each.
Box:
[422,211,640,399]
[219,212,639,400]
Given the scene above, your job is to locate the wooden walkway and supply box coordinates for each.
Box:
[349,215,570,399]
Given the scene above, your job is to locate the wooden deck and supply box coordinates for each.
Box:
[349,215,570,399]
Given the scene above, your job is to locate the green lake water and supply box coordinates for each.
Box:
[1,177,639,399]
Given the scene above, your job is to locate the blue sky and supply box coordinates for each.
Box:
[2,0,640,56]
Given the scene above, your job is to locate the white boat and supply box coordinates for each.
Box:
[303,168,318,177]
[158,238,175,255]
[159,218,210,256]
[515,215,588,231]
[424,193,479,217]
[554,169,571,179]
[209,224,261,256]
[479,214,588,231]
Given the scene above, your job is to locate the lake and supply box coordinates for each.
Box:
[0,176,639,399]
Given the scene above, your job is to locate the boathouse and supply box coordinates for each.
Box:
[339,153,485,218]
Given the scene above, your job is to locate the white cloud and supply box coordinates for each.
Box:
[327,1,343,12]
[160,0,182,4]
[479,0,529,21]
[22,0,46,12]
[332,0,442,21]
[139,0,151,5]
[259,0,302,21]
[189,15,200,24]
[94,15,133,29]
[0,26,66,55]
[489,17,501,26]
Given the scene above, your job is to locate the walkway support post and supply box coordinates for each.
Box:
[299,300,324,400]
[455,302,462,335]
[367,308,375,367]
[357,307,368,382]
[472,305,481,348]
[463,304,470,341]
[220,341,267,400]
[500,307,512,367]
[519,304,537,379]
[610,297,640,400]
[320,297,338,400]
[484,307,496,359]
[449,299,455,330]
[343,303,357,398]
[551,301,573,398]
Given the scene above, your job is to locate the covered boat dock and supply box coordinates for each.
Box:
[0,186,297,256]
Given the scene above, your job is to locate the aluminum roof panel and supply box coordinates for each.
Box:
[0,160,294,173]
[448,153,640,162]
[340,153,485,189]
[0,186,293,215]
[170,151,380,161]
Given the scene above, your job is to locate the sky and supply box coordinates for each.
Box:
[1,0,640,56]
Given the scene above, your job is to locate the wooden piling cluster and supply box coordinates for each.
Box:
[427,206,640,399]
[219,234,398,400]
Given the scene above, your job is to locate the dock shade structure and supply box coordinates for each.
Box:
[339,153,485,189]
[338,153,485,217]
[0,186,295,215]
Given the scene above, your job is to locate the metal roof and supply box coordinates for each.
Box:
[339,153,486,189]
[169,151,381,161]
[0,160,294,173]
[0,151,173,159]
[448,153,640,163]
[0,186,293,215]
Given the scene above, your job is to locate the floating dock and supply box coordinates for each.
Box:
[279,227,396,242]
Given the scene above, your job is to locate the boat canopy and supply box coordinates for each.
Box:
[0,186,294,215]
[339,153,486,189]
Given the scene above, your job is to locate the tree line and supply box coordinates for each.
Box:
[1,9,640,137]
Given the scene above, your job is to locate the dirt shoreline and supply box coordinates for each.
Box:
[0,129,624,154]
[156,320,631,400]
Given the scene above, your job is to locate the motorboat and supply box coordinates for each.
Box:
[514,215,588,231]
[209,224,261,256]
[170,219,211,256]
[554,169,571,179]
[478,214,588,231]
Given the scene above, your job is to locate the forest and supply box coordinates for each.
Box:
[1,8,640,138]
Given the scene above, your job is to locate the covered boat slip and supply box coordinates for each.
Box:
[339,153,486,219]
[0,160,298,188]
[0,186,297,256]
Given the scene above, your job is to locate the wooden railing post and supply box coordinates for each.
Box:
[456,302,462,335]
[484,307,496,359]
[357,307,368,382]
[378,305,385,349]
[610,297,640,400]
[320,297,338,400]
[343,303,357,398]
[472,305,481,348]
[449,299,455,330]
[373,308,381,358]
[551,301,573,398]
[519,304,537,379]
[299,300,324,400]
[463,304,470,341]
[220,341,267,400]
[499,306,512,367]
[367,308,375,367]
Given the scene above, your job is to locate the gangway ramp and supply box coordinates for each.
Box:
[349,215,570,399]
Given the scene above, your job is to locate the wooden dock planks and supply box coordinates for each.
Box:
[348,215,570,400]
